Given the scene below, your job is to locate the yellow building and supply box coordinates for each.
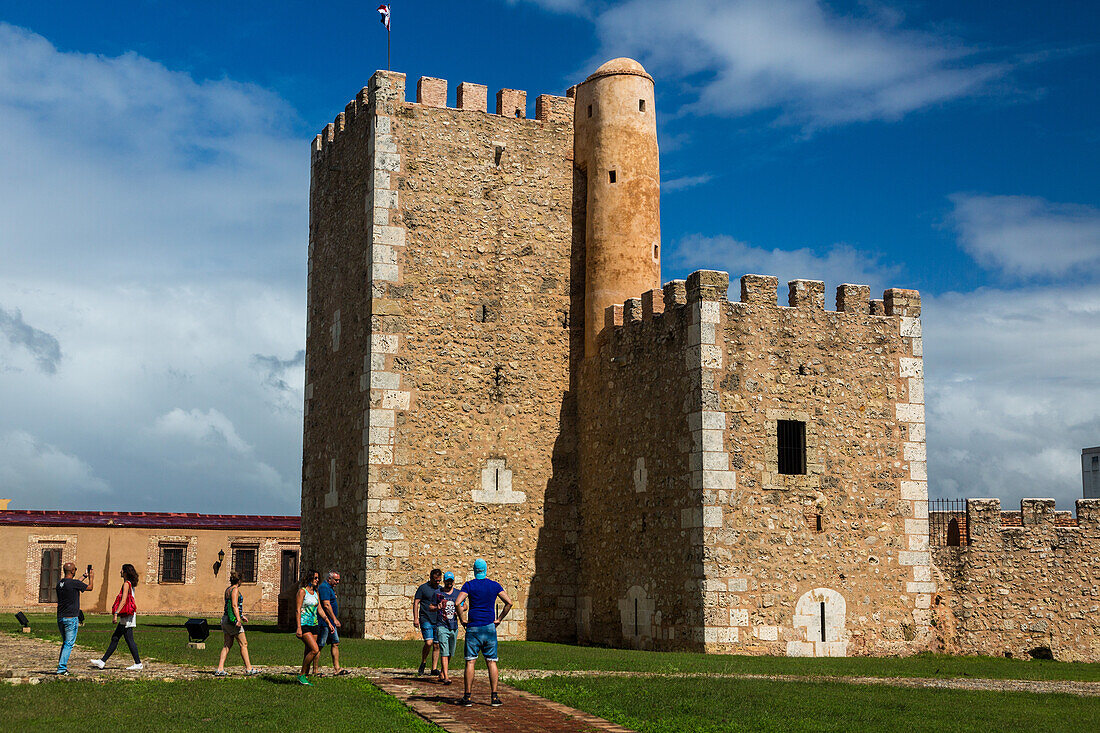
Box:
[0,509,299,618]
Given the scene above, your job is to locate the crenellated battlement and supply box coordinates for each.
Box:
[961,498,1100,544]
[311,70,573,162]
[594,270,922,358]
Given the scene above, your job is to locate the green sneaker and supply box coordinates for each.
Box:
[298,675,312,686]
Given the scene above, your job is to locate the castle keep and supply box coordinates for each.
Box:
[302,59,1100,660]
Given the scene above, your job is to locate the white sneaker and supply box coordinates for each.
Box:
[89,659,105,669]
[127,663,143,671]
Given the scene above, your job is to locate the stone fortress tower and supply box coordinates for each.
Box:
[573,59,662,357]
[302,59,1100,660]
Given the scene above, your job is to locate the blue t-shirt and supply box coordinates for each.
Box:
[460,578,504,627]
[433,588,461,631]
[318,581,338,620]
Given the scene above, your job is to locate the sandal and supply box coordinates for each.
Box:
[336,669,350,676]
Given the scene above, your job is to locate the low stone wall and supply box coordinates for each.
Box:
[934,498,1100,662]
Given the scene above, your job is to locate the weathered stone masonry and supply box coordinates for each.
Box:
[933,498,1100,662]
[304,70,579,639]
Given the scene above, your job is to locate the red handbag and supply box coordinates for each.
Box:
[113,582,137,616]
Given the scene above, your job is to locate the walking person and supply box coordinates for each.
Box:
[90,564,142,671]
[295,569,332,686]
[314,571,348,676]
[215,572,260,676]
[429,571,461,685]
[455,558,512,707]
[55,561,93,675]
[412,568,442,675]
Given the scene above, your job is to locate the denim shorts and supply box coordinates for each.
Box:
[319,624,339,647]
[419,621,436,641]
[435,625,457,658]
[463,624,497,662]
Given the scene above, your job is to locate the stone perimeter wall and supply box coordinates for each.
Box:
[303,71,580,639]
[933,498,1100,662]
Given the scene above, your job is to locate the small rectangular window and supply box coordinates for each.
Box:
[39,548,62,603]
[232,546,259,584]
[587,104,593,117]
[639,99,646,112]
[777,420,806,475]
[609,170,617,184]
[160,544,186,583]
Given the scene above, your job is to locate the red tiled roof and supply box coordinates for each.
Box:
[0,510,299,531]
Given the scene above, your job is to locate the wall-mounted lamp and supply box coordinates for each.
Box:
[213,549,225,577]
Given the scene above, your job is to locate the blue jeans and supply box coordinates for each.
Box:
[463,624,498,662]
[57,617,79,673]
[319,623,339,647]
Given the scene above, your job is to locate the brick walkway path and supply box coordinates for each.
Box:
[372,670,633,733]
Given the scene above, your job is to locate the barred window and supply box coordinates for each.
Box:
[160,544,186,583]
[39,548,62,603]
[778,420,807,475]
[232,546,258,584]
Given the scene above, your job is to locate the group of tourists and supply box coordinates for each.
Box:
[411,558,513,708]
[54,555,513,707]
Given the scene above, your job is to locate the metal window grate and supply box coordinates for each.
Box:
[929,498,967,547]
[39,548,61,603]
[160,545,186,583]
[232,546,258,584]
[777,420,806,475]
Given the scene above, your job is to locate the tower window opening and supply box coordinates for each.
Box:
[653,244,659,259]
[587,104,593,117]
[514,108,521,118]
[777,419,807,475]
[819,601,827,641]
[639,99,646,112]
[609,170,617,184]
[815,514,823,533]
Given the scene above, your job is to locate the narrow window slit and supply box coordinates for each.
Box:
[639,99,646,112]
[820,601,827,641]
[609,170,617,184]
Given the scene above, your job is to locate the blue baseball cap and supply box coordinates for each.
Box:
[443,571,454,581]
[473,558,488,579]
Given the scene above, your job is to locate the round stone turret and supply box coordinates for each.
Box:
[574,58,662,357]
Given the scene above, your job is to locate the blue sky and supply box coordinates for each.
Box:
[1,1,1099,514]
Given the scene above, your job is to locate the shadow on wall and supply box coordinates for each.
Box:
[526,165,586,643]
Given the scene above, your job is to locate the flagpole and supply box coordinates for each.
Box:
[387,26,391,71]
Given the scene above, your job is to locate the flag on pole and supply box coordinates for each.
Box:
[377,4,390,30]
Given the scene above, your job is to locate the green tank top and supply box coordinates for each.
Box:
[223,589,244,623]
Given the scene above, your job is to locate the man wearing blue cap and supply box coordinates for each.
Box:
[429,571,461,685]
[455,558,512,707]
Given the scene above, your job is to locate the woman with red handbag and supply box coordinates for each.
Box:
[89,563,142,671]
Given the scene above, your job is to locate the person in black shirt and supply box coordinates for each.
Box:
[56,562,93,675]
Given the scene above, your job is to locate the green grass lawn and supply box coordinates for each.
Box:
[512,675,1100,733]
[10,612,1100,682]
[0,677,440,732]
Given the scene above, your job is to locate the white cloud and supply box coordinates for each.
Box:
[949,194,1100,278]
[0,431,110,505]
[153,408,252,454]
[0,23,304,285]
[548,0,1011,129]
[663,174,714,192]
[0,25,305,514]
[924,284,1100,509]
[667,233,903,298]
